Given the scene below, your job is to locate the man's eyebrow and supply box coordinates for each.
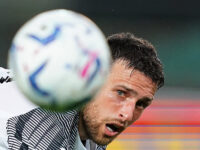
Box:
[140,97,154,102]
[117,85,138,95]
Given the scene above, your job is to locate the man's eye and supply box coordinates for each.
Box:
[136,100,149,109]
[116,90,126,96]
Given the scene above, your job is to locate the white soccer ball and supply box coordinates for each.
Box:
[8,9,111,111]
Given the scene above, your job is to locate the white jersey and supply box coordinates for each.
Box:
[0,115,93,150]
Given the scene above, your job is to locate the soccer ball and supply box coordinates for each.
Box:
[8,9,111,111]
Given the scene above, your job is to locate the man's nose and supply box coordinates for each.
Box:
[118,100,136,124]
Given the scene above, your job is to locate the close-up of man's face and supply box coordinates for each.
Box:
[80,60,157,145]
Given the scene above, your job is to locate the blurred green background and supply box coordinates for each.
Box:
[1,1,200,150]
[0,0,200,88]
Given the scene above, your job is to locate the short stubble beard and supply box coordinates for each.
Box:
[79,103,113,146]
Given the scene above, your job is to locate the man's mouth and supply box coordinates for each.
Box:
[104,123,124,137]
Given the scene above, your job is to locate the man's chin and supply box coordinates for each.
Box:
[92,135,116,146]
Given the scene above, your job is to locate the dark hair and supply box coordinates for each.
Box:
[107,32,164,89]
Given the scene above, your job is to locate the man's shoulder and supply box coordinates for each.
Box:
[8,107,79,127]
[7,108,80,149]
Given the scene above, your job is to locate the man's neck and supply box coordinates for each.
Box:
[78,112,88,141]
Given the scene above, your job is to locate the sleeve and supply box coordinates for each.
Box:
[0,67,13,84]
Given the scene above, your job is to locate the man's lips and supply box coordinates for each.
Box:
[104,122,125,137]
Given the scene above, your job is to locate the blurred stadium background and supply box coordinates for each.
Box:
[0,0,200,149]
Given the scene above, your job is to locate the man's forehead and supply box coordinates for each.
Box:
[110,60,130,73]
[109,60,158,93]
[110,60,140,79]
